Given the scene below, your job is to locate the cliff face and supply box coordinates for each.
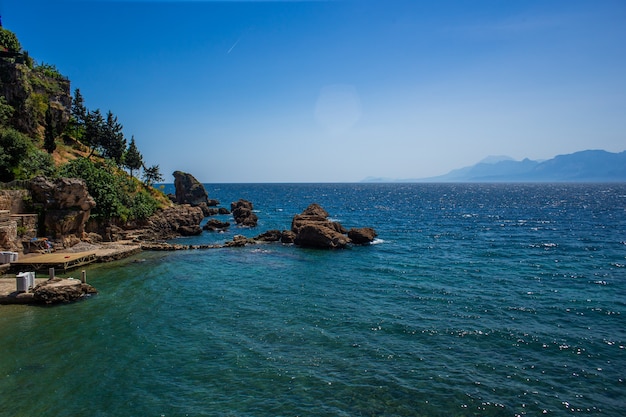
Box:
[0,59,71,137]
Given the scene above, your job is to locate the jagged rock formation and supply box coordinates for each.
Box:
[173,170,207,205]
[29,176,96,241]
[172,171,219,216]
[231,199,258,227]
[140,204,205,240]
[291,203,349,249]
[291,203,376,249]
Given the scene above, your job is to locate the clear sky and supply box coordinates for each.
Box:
[3,0,625,182]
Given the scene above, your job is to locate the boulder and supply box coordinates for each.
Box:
[203,219,230,231]
[29,176,96,239]
[291,203,349,249]
[173,171,212,207]
[178,225,202,236]
[32,278,97,305]
[290,203,376,249]
[280,230,296,244]
[142,204,205,240]
[348,227,378,245]
[231,199,258,227]
[294,223,350,249]
[255,229,283,242]
[225,234,254,247]
[291,203,344,234]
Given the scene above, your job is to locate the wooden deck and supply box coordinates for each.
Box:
[11,252,97,271]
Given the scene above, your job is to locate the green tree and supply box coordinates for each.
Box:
[17,149,56,179]
[0,128,29,182]
[72,89,87,124]
[44,105,57,153]
[124,135,143,178]
[83,109,104,157]
[142,164,163,186]
[102,110,126,164]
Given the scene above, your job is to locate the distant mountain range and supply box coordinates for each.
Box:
[363,150,626,183]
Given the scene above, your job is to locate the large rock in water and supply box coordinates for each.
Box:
[290,203,377,249]
[29,176,96,239]
[291,203,349,249]
[173,171,210,207]
[231,199,258,227]
[348,227,378,245]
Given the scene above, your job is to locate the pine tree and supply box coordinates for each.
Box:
[142,164,163,186]
[71,88,87,125]
[84,109,104,158]
[102,110,126,164]
[124,136,143,178]
[44,105,57,154]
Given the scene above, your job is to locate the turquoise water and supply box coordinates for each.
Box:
[1,183,625,416]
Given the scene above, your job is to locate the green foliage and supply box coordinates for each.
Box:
[142,164,164,186]
[124,136,143,177]
[26,92,48,123]
[129,189,159,220]
[22,51,34,69]
[0,97,14,126]
[33,62,66,80]
[102,110,126,164]
[0,128,29,182]
[0,28,21,53]
[83,109,103,155]
[16,149,56,179]
[59,157,160,221]
[44,106,57,153]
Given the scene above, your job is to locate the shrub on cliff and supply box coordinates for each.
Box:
[59,157,160,222]
[0,127,29,182]
[0,28,21,53]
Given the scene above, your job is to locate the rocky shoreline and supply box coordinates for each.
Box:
[1,172,378,305]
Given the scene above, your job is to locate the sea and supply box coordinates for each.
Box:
[0,183,625,417]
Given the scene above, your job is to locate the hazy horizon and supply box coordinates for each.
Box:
[5,0,625,182]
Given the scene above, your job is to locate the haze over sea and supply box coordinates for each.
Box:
[1,183,625,417]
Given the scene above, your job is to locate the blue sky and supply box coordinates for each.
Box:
[3,0,625,182]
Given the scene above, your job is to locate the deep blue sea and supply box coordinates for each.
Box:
[1,183,625,417]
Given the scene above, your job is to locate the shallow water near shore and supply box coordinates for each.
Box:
[1,183,625,416]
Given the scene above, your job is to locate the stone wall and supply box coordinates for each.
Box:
[0,189,29,213]
[11,214,37,239]
[0,220,19,252]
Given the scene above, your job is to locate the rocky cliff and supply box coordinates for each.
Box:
[0,59,71,137]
